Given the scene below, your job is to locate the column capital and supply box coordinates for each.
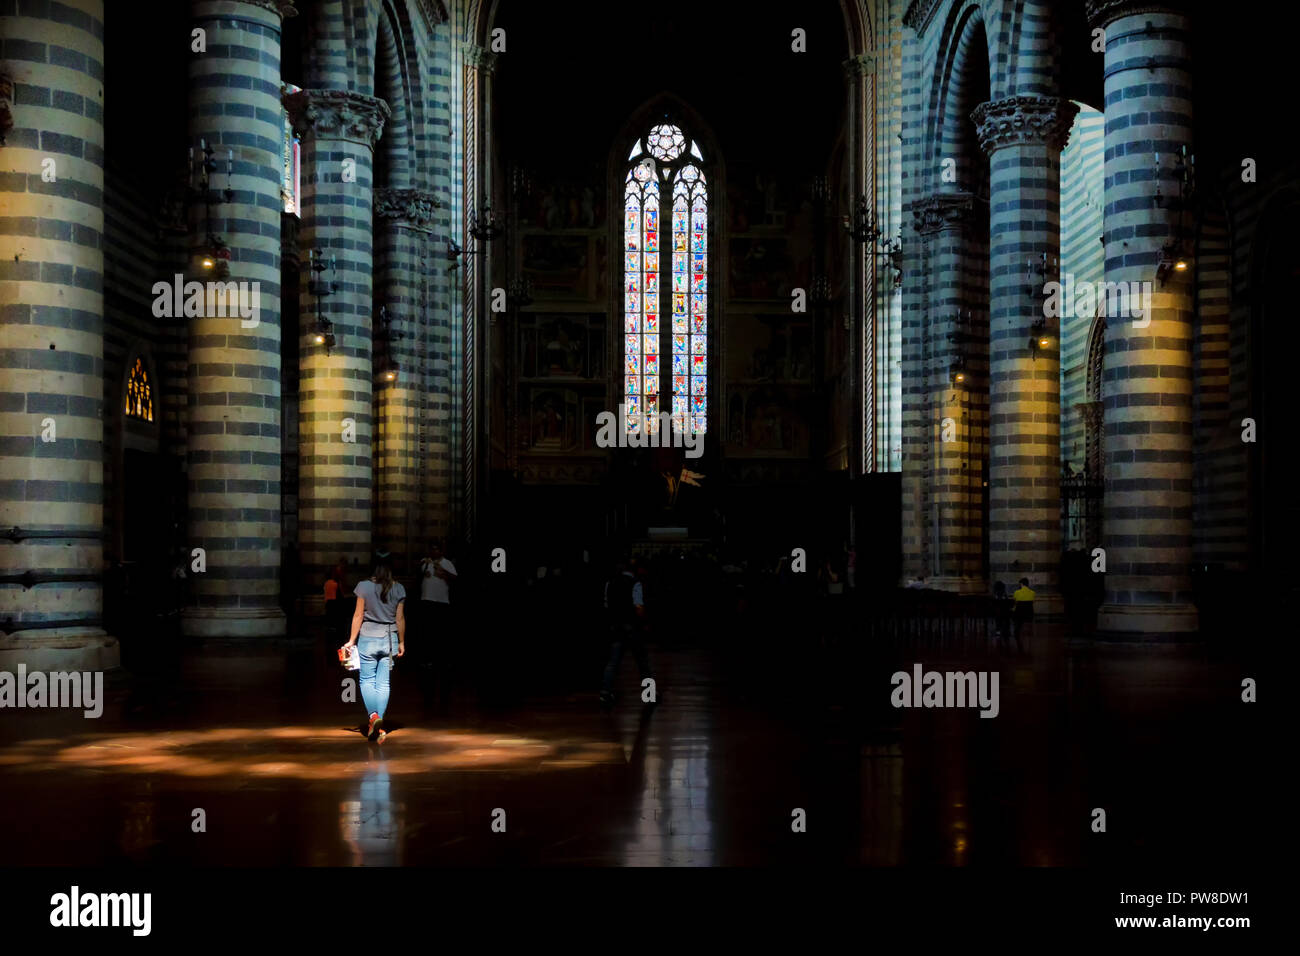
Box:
[463,42,498,74]
[972,95,1078,154]
[374,187,442,228]
[283,88,389,147]
[1086,0,1186,28]
[909,192,975,236]
[842,54,876,79]
[237,1,298,18]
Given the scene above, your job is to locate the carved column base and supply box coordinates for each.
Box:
[181,607,287,638]
[1096,603,1198,639]
[0,630,120,673]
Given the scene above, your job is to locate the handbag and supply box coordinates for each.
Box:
[337,643,359,671]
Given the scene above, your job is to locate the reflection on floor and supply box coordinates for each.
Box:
[0,623,1262,866]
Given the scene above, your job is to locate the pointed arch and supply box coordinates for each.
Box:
[930,3,991,195]
[374,4,414,188]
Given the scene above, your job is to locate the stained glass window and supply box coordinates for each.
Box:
[125,358,153,422]
[624,125,707,435]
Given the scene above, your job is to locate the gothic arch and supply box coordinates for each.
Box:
[1083,311,1105,476]
[838,0,875,55]
[1004,0,1061,98]
[374,5,414,188]
[931,3,991,195]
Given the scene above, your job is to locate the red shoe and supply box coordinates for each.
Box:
[366,712,380,737]
[376,726,388,745]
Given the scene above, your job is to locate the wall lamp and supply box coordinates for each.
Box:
[375,305,403,383]
[199,235,231,279]
[1026,252,1057,302]
[1156,240,1190,286]
[874,238,903,289]
[313,316,335,354]
[309,249,339,353]
[188,139,235,279]
[845,194,902,283]
[1154,146,1194,210]
[1029,317,1051,356]
[950,356,967,387]
[447,201,505,270]
[948,310,973,385]
[843,194,884,244]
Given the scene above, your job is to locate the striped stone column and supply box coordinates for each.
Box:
[1089,0,1197,635]
[844,53,873,474]
[974,95,1076,615]
[373,187,439,571]
[181,0,295,637]
[899,200,929,581]
[0,0,118,669]
[285,88,388,601]
[913,193,983,592]
[460,42,496,546]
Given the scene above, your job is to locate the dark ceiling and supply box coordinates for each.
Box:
[105,1,1291,196]
[493,0,851,174]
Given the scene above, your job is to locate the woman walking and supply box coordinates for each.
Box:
[342,562,406,743]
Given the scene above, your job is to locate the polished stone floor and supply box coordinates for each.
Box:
[0,618,1263,867]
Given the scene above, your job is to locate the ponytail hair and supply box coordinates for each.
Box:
[371,563,394,603]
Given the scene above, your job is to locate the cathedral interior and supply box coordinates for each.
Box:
[0,0,1282,892]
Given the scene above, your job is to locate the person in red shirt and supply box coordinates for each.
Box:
[323,565,343,640]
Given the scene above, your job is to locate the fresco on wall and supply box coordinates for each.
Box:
[747,388,806,454]
[727,172,794,232]
[527,388,580,453]
[521,235,593,300]
[523,182,604,231]
[726,315,814,382]
[725,386,809,456]
[729,238,795,300]
[518,313,604,379]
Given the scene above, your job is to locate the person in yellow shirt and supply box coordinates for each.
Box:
[1011,578,1035,653]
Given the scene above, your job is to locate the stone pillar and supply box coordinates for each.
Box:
[899,200,929,582]
[0,0,117,670]
[912,193,983,592]
[373,187,439,571]
[1089,0,1197,635]
[974,95,1077,615]
[844,53,874,475]
[285,88,388,602]
[460,42,495,547]
[181,0,295,637]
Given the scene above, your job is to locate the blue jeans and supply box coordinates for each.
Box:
[358,634,395,719]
